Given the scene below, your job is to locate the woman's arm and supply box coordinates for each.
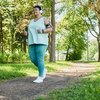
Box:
[43,17,53,33]
[37,17,53,34]
[22,26,28,36]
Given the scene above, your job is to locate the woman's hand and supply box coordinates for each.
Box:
[22,31,28,36]
[37,28,42,33]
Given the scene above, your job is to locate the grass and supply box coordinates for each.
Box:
[36,62,100,100]
[90,62,100,67]
[0,61,72,81]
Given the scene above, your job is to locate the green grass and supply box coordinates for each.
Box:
[0,61,72,81]
[36,62,100,100]
[90,62,100,67]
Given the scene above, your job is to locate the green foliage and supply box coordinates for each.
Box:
[68,49,82,60]
[91,41,97,59]
[0,0,53,63]
[0,53,5,63]
[82,40,98,61]
[0,0,32,63]
[57,7,88,61]
[0,49,29,63]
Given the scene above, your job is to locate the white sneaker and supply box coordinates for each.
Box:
[43,68,47,79]
[33,76,43,83]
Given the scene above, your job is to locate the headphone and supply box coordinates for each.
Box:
[40,9,43,14]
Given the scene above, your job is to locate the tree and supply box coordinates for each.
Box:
[0,0,57,63]
[49,0,56,62]
[0,13,3,53]
[0,0,33,62]
[77,0,100,61]
[57,7,88,61]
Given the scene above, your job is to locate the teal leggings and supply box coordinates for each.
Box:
[29,44,47,77]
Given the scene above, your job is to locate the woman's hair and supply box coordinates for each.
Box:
[33,5,42,11]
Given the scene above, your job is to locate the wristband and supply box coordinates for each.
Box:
[42,29,44,33]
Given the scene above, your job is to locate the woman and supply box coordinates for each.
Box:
[24,5,53,83]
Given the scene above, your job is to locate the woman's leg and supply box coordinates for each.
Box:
[29,44,37,66]
[35,44,48,77]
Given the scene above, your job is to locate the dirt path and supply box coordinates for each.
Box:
[0,63,96,100]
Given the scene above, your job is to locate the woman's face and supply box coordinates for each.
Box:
[33,8,41,16]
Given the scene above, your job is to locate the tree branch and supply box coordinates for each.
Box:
[93,2,100,21]
[87,16,98,36]
[55,0,65,4]
[77,0,86,7]
[76,12,97,38]
[77,0,98,38]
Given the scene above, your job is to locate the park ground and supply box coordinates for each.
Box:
[0,61,100,100]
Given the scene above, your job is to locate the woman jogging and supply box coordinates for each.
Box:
[24,5,53,83]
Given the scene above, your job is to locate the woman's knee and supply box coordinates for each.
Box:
[29,55,37,66]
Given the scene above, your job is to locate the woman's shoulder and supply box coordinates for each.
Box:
[30,19,34,22]
[43,17,49,21]
[43,17,50,24]
[28,19,34,24]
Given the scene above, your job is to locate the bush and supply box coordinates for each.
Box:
[0,53,7,63]
[68,50,82,60]
[0,50,30,63]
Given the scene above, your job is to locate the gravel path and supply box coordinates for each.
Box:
[0,63,96,100]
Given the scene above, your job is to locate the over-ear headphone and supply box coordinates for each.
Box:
[40,9,43,14]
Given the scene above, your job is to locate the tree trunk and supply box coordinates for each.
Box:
[49,0,56,62]
[97,39,100,62]
[98,20,100,62]
[23,40,27,53]
[0,13,3,53]
[65,44,70,61]
[11,13,15,62]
